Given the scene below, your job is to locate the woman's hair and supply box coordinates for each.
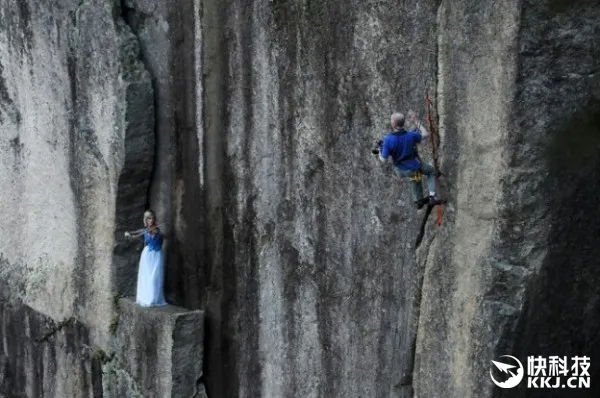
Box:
[143,210,157,226]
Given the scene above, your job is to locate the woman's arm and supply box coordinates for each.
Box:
[124,228,146,239]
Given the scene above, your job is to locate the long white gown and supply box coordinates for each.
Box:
[135,230,167,307]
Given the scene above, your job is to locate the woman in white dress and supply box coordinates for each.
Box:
[124,210,167,307]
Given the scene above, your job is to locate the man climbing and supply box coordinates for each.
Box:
[374,111,442,209]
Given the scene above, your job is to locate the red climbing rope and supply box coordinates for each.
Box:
[425,91,444,227]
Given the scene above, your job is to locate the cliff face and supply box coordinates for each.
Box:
[0,1,204,396]
[1,0,599,397]
[199,1,439,397]
[0,0,153,347]
[415,1,600,397]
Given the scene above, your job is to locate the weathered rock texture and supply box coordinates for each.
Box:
[414,1,600,397]
[0,0,204,396]
[104,299,205,398]
[199,1,439,397]
[0,299,102,397]
[197,0,600,397]
[0,0,152,337]
[1,0,599,397]
[120,0,205,310]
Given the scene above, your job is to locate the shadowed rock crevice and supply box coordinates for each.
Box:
[116,0,180,307]
[497,3,600,396]
[170,0,205,311]
[415,205,434,249]
[118,0,158,213]
[200,0,234,397]
[505,107,600,398]
[0,61,22,125]
[118,0,206,310]
[108,6,155,300]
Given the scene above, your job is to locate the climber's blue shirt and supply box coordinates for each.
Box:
[380,129,422,171]
[144,230,163,251]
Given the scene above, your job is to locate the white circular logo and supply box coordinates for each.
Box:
[490,355,524,388]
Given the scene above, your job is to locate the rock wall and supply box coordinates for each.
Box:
[120,0,205,311]
[199,1,440,397]
[504,1,600,396]
[0,0,204,396]
[414,1,522,396]
[415,0,600,397]
[0,299,102,397]
[104,299,206,398]
[0,0,153,346]
[198,0,600,397]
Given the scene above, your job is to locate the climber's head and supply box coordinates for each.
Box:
[143,210,157,227]
[391,112,405,130]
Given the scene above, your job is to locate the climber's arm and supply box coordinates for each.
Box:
[379,137,389,162]
[407,110,430,139]
[416,123,430,139]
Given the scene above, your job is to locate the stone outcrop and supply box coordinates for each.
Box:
[104,298,205,398]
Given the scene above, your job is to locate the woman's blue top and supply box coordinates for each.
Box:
[144,230,163,251]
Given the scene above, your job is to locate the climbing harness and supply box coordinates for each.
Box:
[410,170,423,182]
[425,91,445,227]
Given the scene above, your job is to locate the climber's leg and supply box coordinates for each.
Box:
[420,163,443,206]
[394,167,427,208]
[420,163,437,196]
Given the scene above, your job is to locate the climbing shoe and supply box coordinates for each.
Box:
[415,198,428,209]
[428,196,442,207]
